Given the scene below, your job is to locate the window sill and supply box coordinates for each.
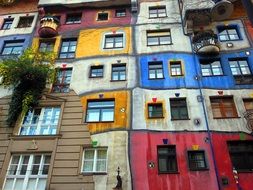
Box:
[84,121,114,124]
[213,116,241,119]
[9,134,62,140]
[148,77,165,80]
[64,23,81,25]
[189,168,209,171]
[81,172,107,175]
[89,76,103,79]
[148,117,164,119]
[110,79,127,82]
[147,43,173,46]
[202,75,225,77]
[236,170,253,173]
[103,47,123,50]
[158,171,179,175]
[148,16,168,19]
[220,39,242,42]
[170,75,184,77]
[171,118,190,121]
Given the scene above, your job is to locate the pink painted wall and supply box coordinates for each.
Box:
[34,7,132,37]
[130,132,253,190]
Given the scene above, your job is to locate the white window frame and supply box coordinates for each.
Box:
[3,154,51,190]
[82,148,108,173]
[19,107,61,136]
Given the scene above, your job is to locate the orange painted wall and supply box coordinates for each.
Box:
[80,91,130,134]
[230,1,247,19]
[0,0,39,15]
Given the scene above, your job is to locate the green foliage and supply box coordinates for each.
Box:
[0,48,55,127]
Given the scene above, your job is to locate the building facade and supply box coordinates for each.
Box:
[0,0,253,190]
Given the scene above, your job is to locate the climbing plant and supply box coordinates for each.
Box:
[0,48,55,127]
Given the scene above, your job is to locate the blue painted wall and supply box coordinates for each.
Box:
[140,51,253,89]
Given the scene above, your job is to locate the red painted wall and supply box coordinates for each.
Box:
[130,132,253,190]
[34,7,131,37]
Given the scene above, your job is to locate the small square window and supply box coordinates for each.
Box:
[157,145,178,173]
[200,59,223,76]
[111,64,126,81]
[148,61,164,79]
[147,29,171,46]
[90,65,104,78]
[170,98,189,120]
[210,96,238,118]
[59,38,77,59]
[1,18,13,30]
[104,34,123,49]
[82,148,108,173]
[52,68,72,93]
[148,103,163,118]
[188,151,208,171]
[243,98,253,111]
[229,58,251,76]
[149,6,167,18]
[217,25,240,41]
[97,12,108,21]
[17,16,34,28]
[115,9,126,17]
[66,13,82,24]
[170,61,183,76]
[39,41,55,52]
[1,40,24,56]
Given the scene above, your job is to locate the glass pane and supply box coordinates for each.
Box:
[27,179,36,190]
[158,158,167,172]
[96,160,106,171]
[160,36,171,44]
[84,150,94,159]
[83,161,93,172]
[86,109,100,122]
[44,155,51,164]
[42,165,49,175]
[147,37,158,45]
[101,109,114,121]
[37,179,46,190]
[97,150,107,159]
[3,179,14,190]
[13,179,24,190]
[32,165,40,175]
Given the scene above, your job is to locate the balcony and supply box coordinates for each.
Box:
[234,75,253,85]
[243,109,253,132]
[192,31,220,55]
[0,0,15,6]
[38,16,59,38]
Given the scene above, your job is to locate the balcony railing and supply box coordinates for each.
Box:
[192,31,220,55]
[234,75,253,85]
[243,109,253,132]
[0,0,15,6]
[38,16,60,38]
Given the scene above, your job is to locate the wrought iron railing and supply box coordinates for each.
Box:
[243,109,253,131]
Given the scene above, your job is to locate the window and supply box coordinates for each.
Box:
[59,38,77,59]
[157,146,178,173]
[82,148,107,173]
[17,16,34,28]
[243,99,253,111]
[20,107,61,135]
[217,26,240,41]
[1,18,13,30]
[97,12,108,21]
[115,9,126,17]
[147,29,171,46]
[111,64,126,81]
[170,98,189,120]
[104,34,123,49]
[229,59,251,76]
[66,13,82,24]
[39,41,54,52]
[149,6,167,18]
[3,154,51,190]
[86,100,114,122]
[52,68,72,93]
[170,61,183,76]
[148,61,164,79]
[227,141,253,172]
[200,59,223,76]
[188,151,208,170]
[90,65,104,78]
[148,103,163,118]
[1,40,24,56]
[210,96,238,118]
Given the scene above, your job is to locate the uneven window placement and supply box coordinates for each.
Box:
[148,61,164,79]
[20,107,61,135]
[149,6,166,18]
[66,13,82,24]
[39,41,55,52]
[228,141,253,172]
[157,145,178,173]
[111,64,126,81]
[104,34,123,49]
[1,40,24,56]
[217,26,240,41]
[59,38,77,59]
[115,9,126,17]
[188,151,208,170]
[90,65,104,78]
[170,61,183,76]
[147,29,171,46]
[17,16,34,28]
[229,59,251,76]
[170,98,189,120]
[86,100,115,122]
[52,68,72,93]
[82,148,108,173]
[97,12,108,21]
[3,154,51,190]
[1,18,13,30]
[148,103,163,118]
[210,96,238,118]
[200,59,223,76]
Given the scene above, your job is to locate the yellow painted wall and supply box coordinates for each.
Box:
[76,27,132,58]
[80,91,130,134]
[32,36,61,54]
